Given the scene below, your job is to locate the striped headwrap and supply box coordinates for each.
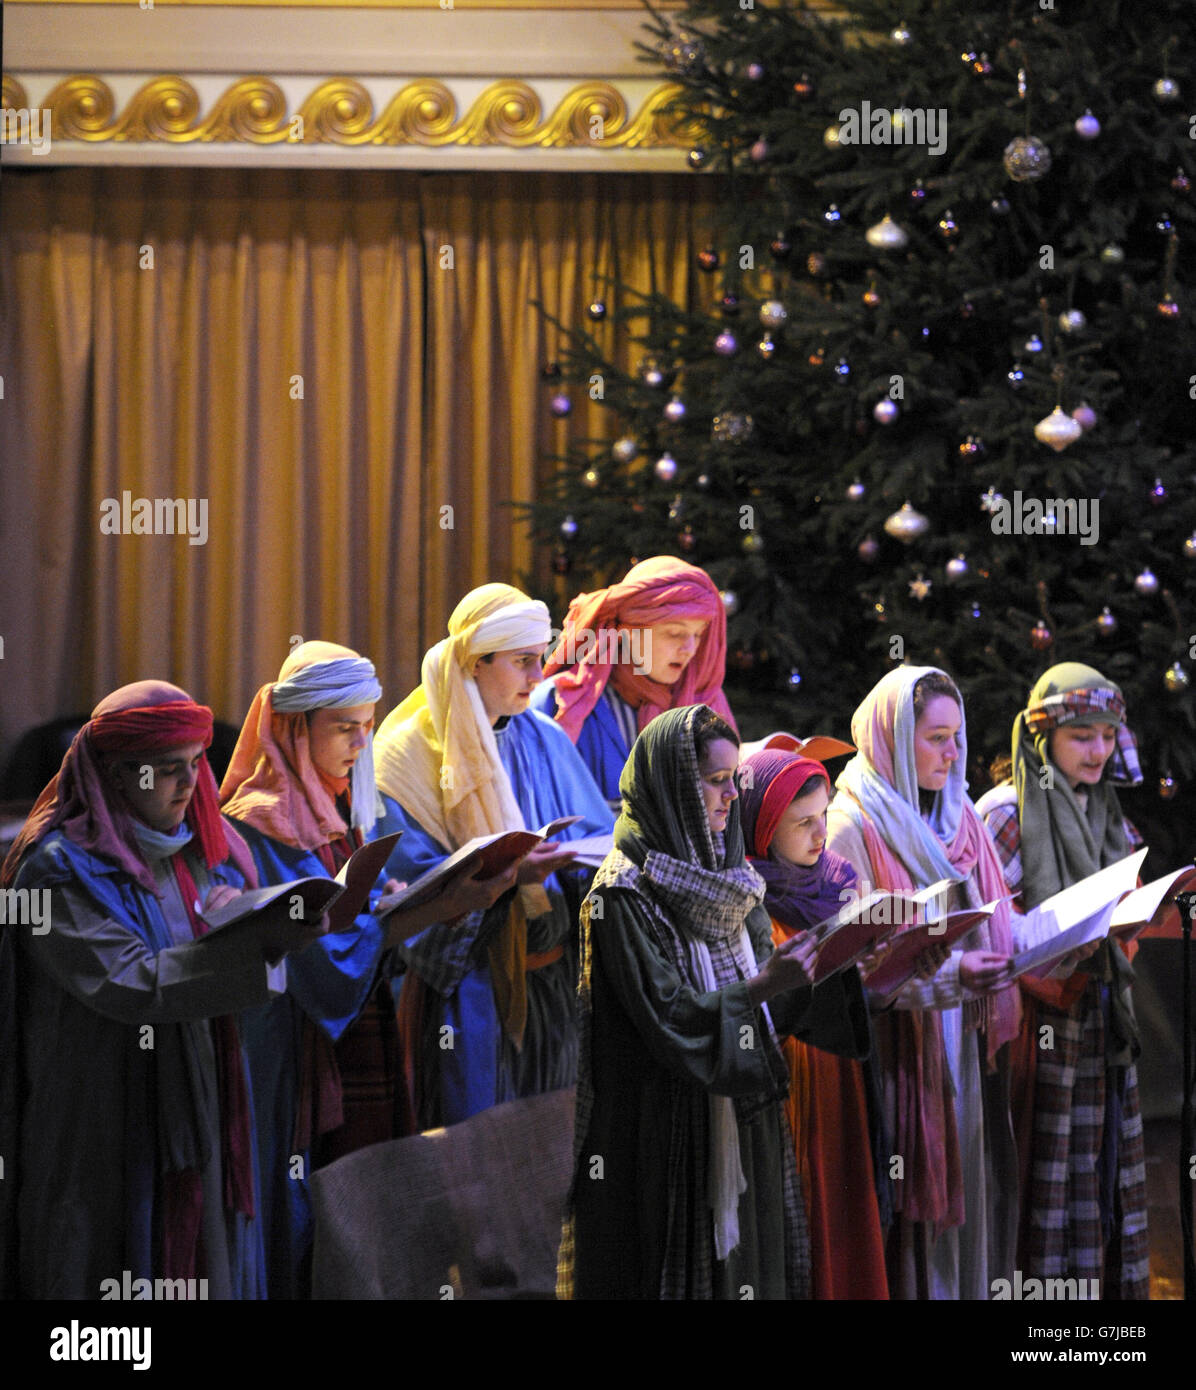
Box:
[221,641,383,850]
[1022,684,1141,787]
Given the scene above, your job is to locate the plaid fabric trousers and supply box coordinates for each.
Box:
[1026,980,1149,1298]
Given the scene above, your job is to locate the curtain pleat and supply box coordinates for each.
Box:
[0,166,718,752]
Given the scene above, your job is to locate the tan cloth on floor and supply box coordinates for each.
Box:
[310,1087,575,1299]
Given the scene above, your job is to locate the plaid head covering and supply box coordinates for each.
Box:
[563,706,806,1297]
[1021,677,1141,789]
[1013,662,1139,910]
[1012,662,1141,1064]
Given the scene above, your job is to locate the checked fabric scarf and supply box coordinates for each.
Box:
[563,704,808,1299]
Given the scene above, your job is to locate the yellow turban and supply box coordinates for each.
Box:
[375,584,553,1046]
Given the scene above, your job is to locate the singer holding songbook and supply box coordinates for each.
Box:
[373,584,613,1134]
[977,662,1150,1300]
[826,667,1022,1300]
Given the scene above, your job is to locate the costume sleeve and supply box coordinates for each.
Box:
[374,794,516,994]
[375,794,448,885]
[589,887,778,1098]
[25,879,280,1026]
[980,801,1023,897]
[827,802,967,1011]
[229,819,386,1041]
[976,802,1081,973]
[780,969,873,1058]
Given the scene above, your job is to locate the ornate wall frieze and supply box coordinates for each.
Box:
[4,72,692,146]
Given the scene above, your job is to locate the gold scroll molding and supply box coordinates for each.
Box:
[2,74,698,147]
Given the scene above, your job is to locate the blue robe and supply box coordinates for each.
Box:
[529,679,632,810]
[5,830,272,1299]
[375,708,613,1128]
[225,822,388,1300]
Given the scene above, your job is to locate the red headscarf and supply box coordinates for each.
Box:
[3,680,252,893]
[738,751,829,858]
[542,556,735,741]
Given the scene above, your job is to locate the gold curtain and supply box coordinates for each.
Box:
[0,165,719,751]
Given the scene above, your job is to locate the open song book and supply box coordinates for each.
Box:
[376,816,585,913]
[199,830,402,935]
[859,900,1008,996]
[1008,848,1196,979]
[806,877,999,986]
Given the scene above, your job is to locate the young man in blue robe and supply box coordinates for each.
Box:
[220,640,508,1297]
[1,681,324,1299]
[373,584,614,1131]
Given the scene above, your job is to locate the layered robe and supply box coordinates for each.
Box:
[7,828,277,1298]
[736,747,889,1298]
[976,662,1149,1299]
[558,706,859,1300]
[225,820,388,1299]
[376,708,612,1130]
[563,860,800,1299]
[825,812,1020,1301]
[978,783,1150,1299]
[761,911,887,1298]
[825,665,1022,1301]
[529,680,636,809]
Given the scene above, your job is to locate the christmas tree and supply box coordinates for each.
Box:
[523,0,1194,856]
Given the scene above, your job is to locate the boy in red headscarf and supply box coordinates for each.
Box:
[738,744,889,1299]
[1,681,325,1299]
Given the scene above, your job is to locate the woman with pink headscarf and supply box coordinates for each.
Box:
[826,666,1021,1300]
[531,556,736,808]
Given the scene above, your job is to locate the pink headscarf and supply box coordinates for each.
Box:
[542,556,735,741]
[838,666,1021,1065]
[3,680,253,895]
[220,641,377,853]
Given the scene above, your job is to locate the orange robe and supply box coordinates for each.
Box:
[770,916,889,1299]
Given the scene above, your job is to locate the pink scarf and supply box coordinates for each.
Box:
[842,667,1020,1062]
[834,666,1021,1227]
[3,681,254,893]
[542,556,736,741]
[220,693,349,851]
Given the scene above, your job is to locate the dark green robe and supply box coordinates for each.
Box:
[566,872,862,1300]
